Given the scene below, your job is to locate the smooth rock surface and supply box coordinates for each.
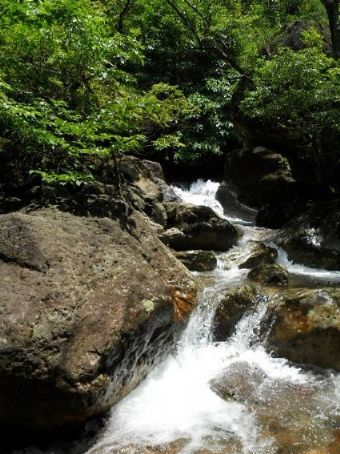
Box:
[215,183,257,224]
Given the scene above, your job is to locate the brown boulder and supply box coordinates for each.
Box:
[0,208,196,430]
[267,289,340,370]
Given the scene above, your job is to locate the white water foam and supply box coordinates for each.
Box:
[170,179,249,224]
[87,181,327,454]
[7,180,340,454]
[275,245,340,285]
[88,280,313,454]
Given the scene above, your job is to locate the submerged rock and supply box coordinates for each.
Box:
[0,208,196,430]
[174,251,217,272]
[160,203,241,251]
[213,285,258,341]
[239,241,278,269]
[210,361,267,403]
[248,264,289,287]
[267,288,340,371]
[276,200,340,270]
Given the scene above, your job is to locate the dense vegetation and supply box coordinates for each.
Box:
[0,0,339,192]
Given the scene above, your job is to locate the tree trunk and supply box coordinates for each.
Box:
[322,0,340,59]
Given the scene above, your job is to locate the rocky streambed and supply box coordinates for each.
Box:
[2,173,340,454]
[85,180,340,454]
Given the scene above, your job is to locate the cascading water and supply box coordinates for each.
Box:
[86,180,340,454]
[170,180,253,225]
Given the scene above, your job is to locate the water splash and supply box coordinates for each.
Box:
[170,179,250,224]
[88,291,276,454]
[85,180,340,454]
[275,244,340,286]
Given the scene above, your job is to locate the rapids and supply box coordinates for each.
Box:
[11,180,340,454]
[85,180,340,454]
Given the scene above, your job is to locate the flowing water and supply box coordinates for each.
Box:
[12,181,340,454]
[84,180,340,454]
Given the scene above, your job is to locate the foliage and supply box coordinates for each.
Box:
[0,0,338,189]
[0,0,192,187]
[241,47,340,136]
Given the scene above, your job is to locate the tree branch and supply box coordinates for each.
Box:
[163,0,202,44]
[116,0,135,34]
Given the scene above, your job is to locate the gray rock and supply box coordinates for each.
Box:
[215,183,257,224]
[224,147,297,208]
[276,200,340,270]
[161,203,241,251]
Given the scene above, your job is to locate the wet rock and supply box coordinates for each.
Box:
[213,285,258,341]
[215,183,257,224]
[91,439,189,454]
[161,203,241,252]
[0,208,196,431]
[239,241,278,269]
[224,147,297,209]
[174,251,217,272]
[248,264,289,287]
[164,203,217,227]
[267,288,340,370]
[276,200,340,270]
[210,361,267,403]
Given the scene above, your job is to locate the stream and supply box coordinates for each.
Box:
[84,180,340,454]
[13,180,340,454]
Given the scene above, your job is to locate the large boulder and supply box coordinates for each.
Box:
[213,285,258,341]
[160,203,241,251]
[224,147,297,209]
[0,208,196,430]
[276,200,340,270]
[118,155,165,183]
[267,289,340,371]
[174,250,217,272]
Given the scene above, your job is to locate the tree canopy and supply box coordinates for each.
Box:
[0,0,339,190]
